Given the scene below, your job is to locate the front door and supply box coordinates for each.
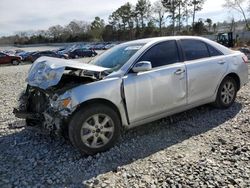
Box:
[123,40,187,123]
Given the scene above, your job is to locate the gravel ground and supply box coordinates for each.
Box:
[0,62,249,188]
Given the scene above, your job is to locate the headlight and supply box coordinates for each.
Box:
[44,70,57,80]
[51,97,72,111]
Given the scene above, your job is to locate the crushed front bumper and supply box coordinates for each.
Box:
[13,108,42,119]
[13,88,68,136]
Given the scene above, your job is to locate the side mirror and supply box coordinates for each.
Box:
[132,61,152,73]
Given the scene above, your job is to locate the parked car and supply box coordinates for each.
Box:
[26,50,68,62]
[15,49,25,54]
[57,46,76,55]
[93,43,106,50]
[67,48,97,58]
[0,52,21,65]
[16,51,34,61]
[2,50,16,55]
[14,36,248,155]
[104,43,116,50]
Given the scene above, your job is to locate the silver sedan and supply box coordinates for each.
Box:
[14,36,249,155]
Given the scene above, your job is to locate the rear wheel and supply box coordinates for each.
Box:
[214,76,237,108]
[68,104,121,155]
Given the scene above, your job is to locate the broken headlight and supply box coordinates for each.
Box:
[50,97,72,111]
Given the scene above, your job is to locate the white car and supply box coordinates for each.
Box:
[14,36,249,155]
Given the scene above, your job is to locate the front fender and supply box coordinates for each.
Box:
[60,77,129,127]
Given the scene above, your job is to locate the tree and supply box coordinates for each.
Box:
[176,0,191,32]
[152,0,166,35]
[102,25,114,41]
[135,0,151,28]
[190,0,205,28]
[193,18,207,34]
[205,18,212,31]
[66,21,81,35]
[90,17,105,40]
[116,3,134,30]
[223,0,250,30]
[162,0,179,35]
[48,25,64,41]
[108,2,135,40]
[212,23,217,33]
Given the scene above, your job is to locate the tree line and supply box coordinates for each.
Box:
[1,0,250,45]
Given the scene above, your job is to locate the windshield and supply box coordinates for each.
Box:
[90,43,145,72]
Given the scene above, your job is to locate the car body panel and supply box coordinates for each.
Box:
[27,57,109,89]
[123,63,187,123]
[57,77,129,126]
[184,56,228,104]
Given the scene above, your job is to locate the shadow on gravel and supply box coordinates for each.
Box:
[0,102,242,187]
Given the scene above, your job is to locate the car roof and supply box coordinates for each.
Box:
[123,36,232,55]
[124,36,211,44]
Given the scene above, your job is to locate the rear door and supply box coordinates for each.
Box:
[180,39,227,104]
[123,40,187,123]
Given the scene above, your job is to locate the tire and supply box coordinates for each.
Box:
[68,104,121,155]
[214,76,237,108]
[11,60,20,65]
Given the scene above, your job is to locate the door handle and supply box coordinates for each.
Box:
[218,60,226,65]
[174,69,185,75]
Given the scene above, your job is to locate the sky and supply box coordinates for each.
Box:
[0,0,248,36]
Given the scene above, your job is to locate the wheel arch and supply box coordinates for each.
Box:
[224,72,241,91]
[72,98,123,125]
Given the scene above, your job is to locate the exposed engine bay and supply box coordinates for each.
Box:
[14,57,110,136]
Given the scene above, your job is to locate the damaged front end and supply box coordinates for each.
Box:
[14,57,110,136]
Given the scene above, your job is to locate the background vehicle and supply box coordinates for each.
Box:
[216,32,234,48]
[104,43,116,50]
[66,48,97,58]
[0,52,21,65]
[16,51,34,61]
[26,50,68,62]
[14,36,248,155]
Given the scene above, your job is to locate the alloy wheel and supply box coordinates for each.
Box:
[221,81,235,105]
[80,114,114,148]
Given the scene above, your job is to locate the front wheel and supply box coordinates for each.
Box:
[68,104,121,155]
[11,60,20,65]
[214,76,237,108]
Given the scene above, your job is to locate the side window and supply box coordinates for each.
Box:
[207,44,223,56]
[181,39,209,61]
[138,40,180,68]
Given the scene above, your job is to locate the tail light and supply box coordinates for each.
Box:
[242,55,248,64]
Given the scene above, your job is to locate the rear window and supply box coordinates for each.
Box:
[207,44,223,56]
[181,39,210,61]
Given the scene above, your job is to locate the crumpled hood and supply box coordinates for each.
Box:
[27,56,109,90]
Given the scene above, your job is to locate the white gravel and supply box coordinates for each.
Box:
[0,62,249,188]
